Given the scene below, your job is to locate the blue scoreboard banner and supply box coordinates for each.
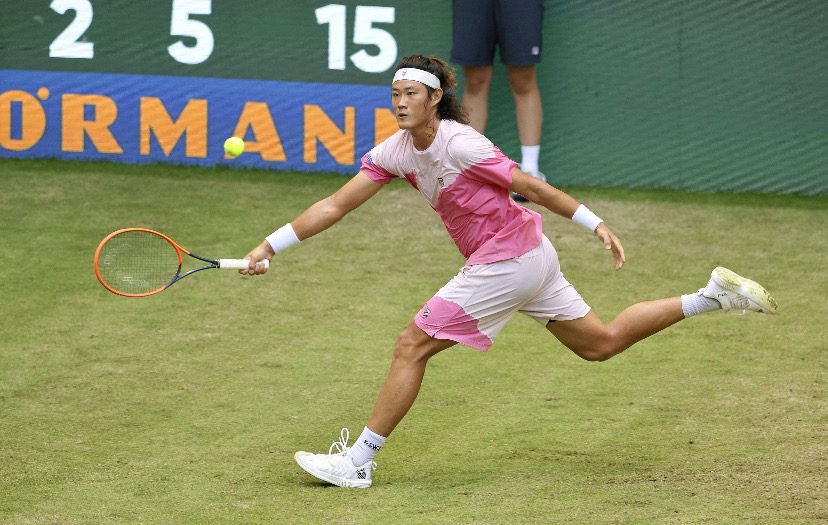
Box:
[0,69,397,173]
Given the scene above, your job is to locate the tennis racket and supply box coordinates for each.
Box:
[94,228,268,297]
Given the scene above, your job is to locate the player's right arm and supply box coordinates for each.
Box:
[242,171,384,273]
[292,170,383,239]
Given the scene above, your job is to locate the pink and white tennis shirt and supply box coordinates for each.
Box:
[360,120,542,265]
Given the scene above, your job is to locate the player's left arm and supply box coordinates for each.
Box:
[510,168,625,270]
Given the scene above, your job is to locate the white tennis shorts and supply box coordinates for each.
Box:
[414,235,591,351]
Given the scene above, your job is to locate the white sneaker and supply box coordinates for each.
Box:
[294,428,376,488]
[512,171,546,202]
[700,267,778,314]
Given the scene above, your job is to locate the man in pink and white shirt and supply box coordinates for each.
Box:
[242,55,778,489]
[361,117,590,352]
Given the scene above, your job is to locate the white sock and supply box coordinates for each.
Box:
[349,426,387,467]
[520,144,540,174]
[680,292,721,318]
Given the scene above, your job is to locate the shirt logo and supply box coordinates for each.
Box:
[421,307,430,319]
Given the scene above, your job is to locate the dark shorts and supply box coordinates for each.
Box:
[451,0,545,67]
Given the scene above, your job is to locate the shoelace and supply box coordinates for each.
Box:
[327,428,378,471]
[328,428,351,456]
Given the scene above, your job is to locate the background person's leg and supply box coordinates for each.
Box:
[506,64,543,151]
[461,65,494,133]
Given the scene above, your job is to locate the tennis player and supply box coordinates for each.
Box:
[241,55,778,489]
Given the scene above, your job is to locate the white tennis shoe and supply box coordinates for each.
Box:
[700,267,778,314]
[294,428,376,488]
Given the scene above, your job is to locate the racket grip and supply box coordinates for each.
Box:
[218,259,270,270]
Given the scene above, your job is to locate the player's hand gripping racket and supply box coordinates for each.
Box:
[94,228,268,297]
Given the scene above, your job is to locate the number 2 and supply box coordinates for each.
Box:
[49,0,94,59]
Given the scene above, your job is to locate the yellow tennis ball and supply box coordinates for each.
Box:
[224,136,245,158]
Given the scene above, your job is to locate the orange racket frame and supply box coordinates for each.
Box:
[94,228,264,298]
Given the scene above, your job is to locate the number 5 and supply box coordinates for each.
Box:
[351,6,396,73]
[168,0,214,65]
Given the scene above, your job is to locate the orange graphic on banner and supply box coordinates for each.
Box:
[303,105,354,165]
[232,102,286,161]
[140,97,207,157]
[374,108,398,146]
[0,90,46,151]
[61,94,123,153]
[2,84,399,166]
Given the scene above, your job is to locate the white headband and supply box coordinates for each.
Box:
[392,68,441,90]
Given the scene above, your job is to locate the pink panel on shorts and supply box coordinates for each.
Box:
[414,296,494,351]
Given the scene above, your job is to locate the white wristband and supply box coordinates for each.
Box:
[265,223,300,253]
[571,204,603,232]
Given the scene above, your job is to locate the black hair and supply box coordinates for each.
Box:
[394,55,470,125]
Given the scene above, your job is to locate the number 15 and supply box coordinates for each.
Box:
[315,5,397,73]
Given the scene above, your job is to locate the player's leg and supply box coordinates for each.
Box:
[294,252,541,488]
[519,237,682,361]
[294,324,455,488]
[522,238,777,362]
[546,299,685,362]
[367,322,457,437]
[545,267,778,361]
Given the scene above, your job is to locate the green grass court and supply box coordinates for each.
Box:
[1,159,826,524]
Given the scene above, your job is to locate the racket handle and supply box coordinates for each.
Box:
[218,259,270,270]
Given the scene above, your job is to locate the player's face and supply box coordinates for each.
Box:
[391,80,439,130]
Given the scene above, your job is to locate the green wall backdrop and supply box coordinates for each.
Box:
[1,0,825,194]
[485,1,827,194]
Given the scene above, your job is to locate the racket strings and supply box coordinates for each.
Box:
[97,231,181,295]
